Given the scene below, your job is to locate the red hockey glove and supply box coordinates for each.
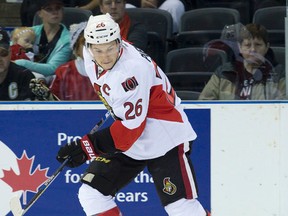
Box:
[56,135,99,168]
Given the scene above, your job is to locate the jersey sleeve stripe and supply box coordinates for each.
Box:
[110,119,146,151]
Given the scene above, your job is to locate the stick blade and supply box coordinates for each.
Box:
[10,196,24,216]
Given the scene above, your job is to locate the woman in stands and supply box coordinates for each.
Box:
[30,21,100,101]
[15,0,71,84]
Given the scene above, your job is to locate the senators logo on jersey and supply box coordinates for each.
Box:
[121,76,138,92]
[162,177,177,195]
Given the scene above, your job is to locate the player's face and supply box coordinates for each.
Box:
[89,41,120,70]
[17,32,35,49]
[239,37,269,65]
[0,48,11,79]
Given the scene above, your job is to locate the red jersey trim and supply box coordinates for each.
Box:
[110,119,146,151]
[148,85,183,122]
[178,144,193,199]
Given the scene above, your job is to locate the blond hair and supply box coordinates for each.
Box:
[11,27,36,44]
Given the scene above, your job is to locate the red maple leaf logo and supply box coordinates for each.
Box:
[0,151,49,203]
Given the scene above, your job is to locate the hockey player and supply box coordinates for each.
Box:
[56,13,209,216]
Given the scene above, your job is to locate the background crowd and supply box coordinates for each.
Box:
[0,0,286,101]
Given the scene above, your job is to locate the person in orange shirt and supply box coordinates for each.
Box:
[99,0,148,51]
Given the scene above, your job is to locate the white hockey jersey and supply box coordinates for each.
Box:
[83,41,197,160]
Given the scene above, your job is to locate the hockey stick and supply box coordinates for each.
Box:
[10,110,111,216]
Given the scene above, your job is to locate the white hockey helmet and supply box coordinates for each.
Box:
[84,13,121,45]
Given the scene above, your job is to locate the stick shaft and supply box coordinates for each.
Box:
[15,111,111,215]
[89,111,111,134]
[22,157,70,215]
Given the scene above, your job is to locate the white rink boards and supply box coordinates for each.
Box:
[0,101,287,216]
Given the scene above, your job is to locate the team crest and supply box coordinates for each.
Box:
[162,177,177,195]
[121,76,138,92]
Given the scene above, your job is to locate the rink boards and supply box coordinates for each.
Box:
[0,101,287,216]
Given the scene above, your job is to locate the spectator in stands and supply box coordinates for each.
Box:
[10,27,36,61]
[15,0,72,84]
[30,22,100,101]
[99,0,148,51]
[78,0,101,15]
[0,29,35,101]
[126,0,193,33]
[199,23,285,100]
[20,0,101,26]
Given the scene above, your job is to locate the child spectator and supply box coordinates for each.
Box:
[0,28,35,101]
[10,27,36,61]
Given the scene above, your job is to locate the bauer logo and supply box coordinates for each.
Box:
[0,140,49,216]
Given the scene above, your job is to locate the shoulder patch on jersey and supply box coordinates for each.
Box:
[121,76,138,92]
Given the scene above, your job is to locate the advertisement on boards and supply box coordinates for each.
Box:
[0,105,211,216]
